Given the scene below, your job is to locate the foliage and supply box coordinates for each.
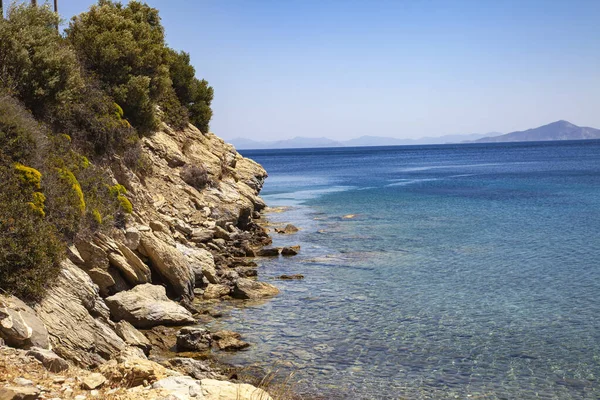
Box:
[66,0,168,134]
[180,164,211,190]
[166,49,214,133]
[14,163,42,189]
[27,192,46,217]
[0,4,83,117]
[0,165,64,302]
[0,94,40,163]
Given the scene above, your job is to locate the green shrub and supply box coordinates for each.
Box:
[180,164,210,190]
[56,167,86,214]
[0,165,64,301]
[14,163,42,189]
[0,94,40,163]
[27,191,46,217]
[166,49,214,133]
[0,4,83,117]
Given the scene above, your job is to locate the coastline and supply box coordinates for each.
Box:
[0,124,294,400]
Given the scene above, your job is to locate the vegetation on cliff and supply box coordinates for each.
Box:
[0,1,214,300]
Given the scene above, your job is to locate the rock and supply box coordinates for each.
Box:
[94,234,152,287]
[168,358,223,380]
[105,284,195,329]
[202,284,230,300]
[277,274,304,280]
[26,348,69,372]
[201,379,272,400]
[190,229,214,244]
[0,386,40,400]
[73,239,114,295]
[274,224,299,234]
[152,376,202,399]
[100,358,170,387]
[256,247,281,257]
[0,295,50,350]
[81,373,106,390]
[212,226,230,241]
[139,232,195,300]
[212,331,250,351]
[150,220,170,233]
[281,246,300,256]
[231,278,280,300]
[34,260,128,368]
[12,378,33,387]
[124,227,141,250]
[176,245,216,286]
[176,327,211,352]
[115,321,152,354]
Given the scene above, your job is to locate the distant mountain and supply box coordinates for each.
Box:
[474,121,600,143]
[227,132,494,150]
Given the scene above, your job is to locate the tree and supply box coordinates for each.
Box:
[66,0,170,134]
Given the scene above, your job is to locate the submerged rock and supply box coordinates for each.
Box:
[231,278,280,300]
[275,224,299,234]
[256,247,281,257]
[281,245,301,256]
[212,331,250,351]
[105,284,195,329]
[277,274,304,280]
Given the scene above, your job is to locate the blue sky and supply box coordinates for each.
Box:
[51,1,600,139]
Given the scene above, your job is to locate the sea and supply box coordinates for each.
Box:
[209,140,600,399]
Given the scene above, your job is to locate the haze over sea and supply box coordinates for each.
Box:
[212,140,600,399]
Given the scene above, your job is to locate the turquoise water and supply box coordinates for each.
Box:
[214,141,600,399]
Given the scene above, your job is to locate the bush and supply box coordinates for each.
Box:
[66,0,169,134]
[180,164,210,190]
[0,94,40,163]
[166,49,214,133]
[0,165,64,301]
[0,4,83,117]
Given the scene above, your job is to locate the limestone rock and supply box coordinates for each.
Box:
[100,358,171,387]
[202,284,230,300]
[231,278,280,300]
[0,386,40,400]
[212,331,250,351]
[168,358,224,380]
[201,379,272,400]
[257,247,281,257]
[35,260,128,368]
[152,376,203,399]
[105,284,195,329]
[0,295,50,350]
[139,232,195,300]
[176,244,216,286]
[115,321,152,354]
[281,245,300,256]
[176,327,211,352]
[26,347,69,372]
[81,373,106,390]
[275,224,299,234]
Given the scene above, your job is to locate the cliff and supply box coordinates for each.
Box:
[0,123,280,399]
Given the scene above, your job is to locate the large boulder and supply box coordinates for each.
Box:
[139,232,195,300]
[201,379,272,400]
[105,284,195,329]
[231,278,280,300]
[35,260,129,368]
[0,295,50,350]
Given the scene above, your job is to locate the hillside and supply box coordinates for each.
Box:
[0,3,281,399]
[474,120,600,143]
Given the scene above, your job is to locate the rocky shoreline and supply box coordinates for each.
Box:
[0,123,299,400]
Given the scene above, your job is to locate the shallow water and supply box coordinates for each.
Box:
[211,141,600,399]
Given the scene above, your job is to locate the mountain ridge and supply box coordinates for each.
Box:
[473,120,600,143]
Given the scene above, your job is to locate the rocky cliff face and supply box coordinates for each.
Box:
[0,124,279,399]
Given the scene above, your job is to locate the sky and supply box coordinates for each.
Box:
[48,1,600,140]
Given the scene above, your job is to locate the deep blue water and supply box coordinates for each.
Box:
[213,141,600,399]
